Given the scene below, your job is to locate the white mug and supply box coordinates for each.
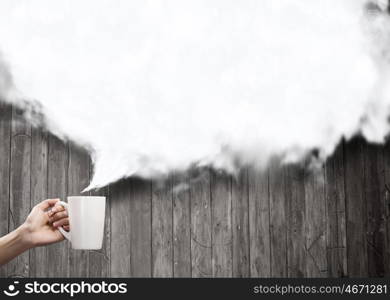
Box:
[57,196,106,250]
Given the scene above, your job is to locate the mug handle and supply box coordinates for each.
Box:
[57,201,71,241]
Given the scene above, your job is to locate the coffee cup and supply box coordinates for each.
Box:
[57,196,106,250]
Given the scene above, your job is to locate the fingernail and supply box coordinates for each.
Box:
[53,222,58,227]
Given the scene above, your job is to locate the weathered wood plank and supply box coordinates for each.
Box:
[130,178,152,277]
[304,164,327,277]
[248,167,270,277]
[210,170,232,277]
[68,143,90,277]
[383,139,390,276]
[47,136,69,277]
[232,167,250,277]
[172,172,191,277]
[110,179,131,277]
[269,159,287,277]
[0,102,11,277]
[190,168,212,277]
[344,137,368,276]
[152,176,173,277]
[364,143,385,277]
[88,157,111,278]
[325,142,347,277]
[8,107,31,277]
[29,126,48,277]
[285,164,306,277]
[88,184,111,278]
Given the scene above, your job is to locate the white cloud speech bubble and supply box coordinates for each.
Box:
[0,0,389,190]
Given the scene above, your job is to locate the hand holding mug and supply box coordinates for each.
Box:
[21,198,70,247]
[0,198,71,266]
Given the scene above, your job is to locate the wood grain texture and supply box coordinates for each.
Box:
[248,167,270,277]
[68,143,90,277]
[47,136,69,277]
[325,142,347,277]
[304,165,327,277]
[232,168,250,277]
[172,172,191,277]
[8,107,31,277]
[29,126,48,277]
[152,176,173,277]
[89,184,111,277]
[110,179,131,277]
[190,168,212,277]
[269,160,287,277]
[0,102,11,277]
[344,137,368,277]
[210,170,232,277]
[285,165,306,277]
[129,178,152,277]
[384,140,390,276]
[364,143,385,277]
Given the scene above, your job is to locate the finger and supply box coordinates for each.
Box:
[48,211,66,223]
[53,218,69,228]
[50,211,68,223]
[47,204,65,217]
[63,225,70,231]
[38,198,60,210]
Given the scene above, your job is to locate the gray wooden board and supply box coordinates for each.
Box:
[8,107,31,277]
[210,170,232,277]
[172,172,191,277]
[248,167,270,277]
[190,168,212,277]
[152,176,173,277]
[110,179,131,277]
[285,164,306,277]
[29,126,48,277]
[89,181,111,278]
[383,139,390,276]
[232,168,250,277]
[304,164,327,277]
[129,178,152,277]
[325,141,347,277]
[0,102,11,277]
[269,159,287,277]
[364,143,385,277]
[344,137,368,277]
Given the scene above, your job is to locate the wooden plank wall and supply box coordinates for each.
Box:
[0,104,389,278]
